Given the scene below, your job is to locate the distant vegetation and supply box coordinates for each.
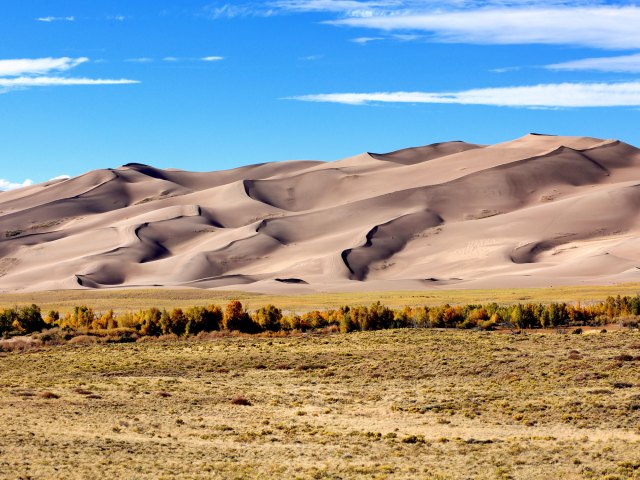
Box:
[2,295,640,343]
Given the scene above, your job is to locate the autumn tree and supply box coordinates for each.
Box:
[223,300,256,333]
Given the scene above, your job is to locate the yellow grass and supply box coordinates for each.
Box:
[1,329,640,479]
[2,283,640,314]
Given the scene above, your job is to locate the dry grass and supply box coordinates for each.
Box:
[1,329,640,478]
[2,283,640,314]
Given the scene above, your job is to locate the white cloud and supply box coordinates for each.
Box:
[288,81,640,107]
[327,6,640,49]
[351,36,384,44]
[0,57,137,93]
[547,53,640,73]
[206,2,640,49]
[300,54,325,60]
[125,56,225,64]
[0,175,70,192]
[491,65,522,73]
[36,16,75,22]
[392,33,423,41]
[0,57,88,77]
[0,77,139,88]
[204,3,276,18]
[126,57,154,63]
[272,0,398,16]
[0,178,34,191]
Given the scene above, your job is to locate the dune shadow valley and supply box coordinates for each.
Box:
[2,134,640,293]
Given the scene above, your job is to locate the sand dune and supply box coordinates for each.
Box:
[2,133,640,293]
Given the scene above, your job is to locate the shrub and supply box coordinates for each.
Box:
[230,395,252,406]
[68,335,98,345]
[39,391,60,399]
[0,337,41,352]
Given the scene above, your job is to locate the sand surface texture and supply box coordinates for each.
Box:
[2,134,640,293]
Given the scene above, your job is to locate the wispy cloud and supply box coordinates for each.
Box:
[491,65,523,73]
[126,56,225,64]
[288,81,640,107]
[35,16,75,22]
[0,57,88,77]
[126,57,154,63]
[0,178,34,191]
[205,2,640,49]
[300,54,325,60]
[49,175,71,181]
[0,57,139,94]
[351,36,384,44]
[36,15,128,23]
[547,53,640,73]
[272,0,398,16]
[204,3,276,18]
[0,77,139,88]
[328,6,640,49]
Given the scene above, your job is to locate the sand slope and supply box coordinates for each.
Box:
[2,134,640,293]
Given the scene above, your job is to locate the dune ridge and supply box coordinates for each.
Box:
[2,133,640,293]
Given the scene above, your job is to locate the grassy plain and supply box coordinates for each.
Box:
[1,329,640,479]
[2,283,640,314]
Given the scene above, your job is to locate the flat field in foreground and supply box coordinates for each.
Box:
[1,329,640,479]
[2,283,640,313]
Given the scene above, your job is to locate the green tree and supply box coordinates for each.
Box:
[185,304,223,335]
[254,304,283,332]
[339,308,356,333]
[139,308,163,336]
[12,304,47,334]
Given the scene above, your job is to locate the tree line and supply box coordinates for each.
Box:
[1,295,640,338]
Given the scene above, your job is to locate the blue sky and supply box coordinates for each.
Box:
[2,0,640,188]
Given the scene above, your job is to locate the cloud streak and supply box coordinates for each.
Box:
[36,16,75,22]
[289,82,640,107]
[0,57,138,94]
[0,77,139,88]
[351,36,384,44]
[328,6,640,49]
[0,57,88,77]
[547,53,640,73]
[207,2,640,49]
[272,0,398,16]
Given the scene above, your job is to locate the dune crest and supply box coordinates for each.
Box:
[2,134,640,293]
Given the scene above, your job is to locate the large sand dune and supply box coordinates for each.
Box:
[2,133,640,293]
